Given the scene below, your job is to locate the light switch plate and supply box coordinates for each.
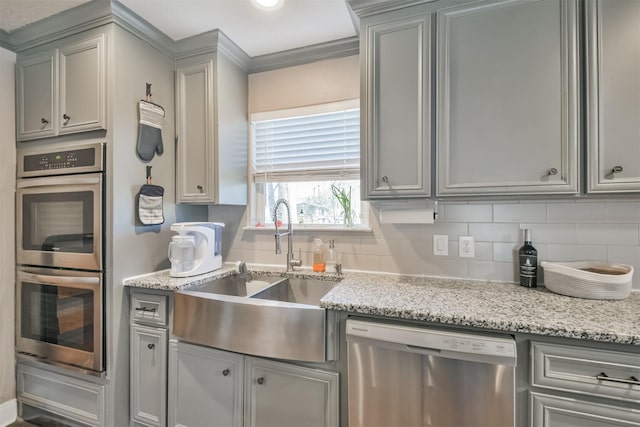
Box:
[433,235,448,256]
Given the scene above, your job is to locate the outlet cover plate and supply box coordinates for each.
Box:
[459,236,475,258]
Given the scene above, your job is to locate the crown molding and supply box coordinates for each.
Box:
[5,0,357,72]
[0,29,11,51]
[9,0,114,52]
[110,0,174,57]
[249,36,359,74]
[347,0,436,17]
[173,30,251,72]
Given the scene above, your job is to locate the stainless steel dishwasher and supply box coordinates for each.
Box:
[347,319,517,427]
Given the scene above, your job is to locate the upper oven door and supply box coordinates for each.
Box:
[17,173,103,271]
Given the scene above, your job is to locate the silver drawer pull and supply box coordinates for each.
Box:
[135,307,157,313]
[596,372,640,386]
[611,165,623,174]
[547,168,558,176]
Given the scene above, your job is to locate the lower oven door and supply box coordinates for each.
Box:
[16,267,104,372]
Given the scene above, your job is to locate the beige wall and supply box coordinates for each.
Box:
[248,55,359,114]
[0,47,16,405]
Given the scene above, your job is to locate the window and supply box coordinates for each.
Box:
[250,100,365,228]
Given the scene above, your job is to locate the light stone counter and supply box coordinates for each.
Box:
[124,265,640,346]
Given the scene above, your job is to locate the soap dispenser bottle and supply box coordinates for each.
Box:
[325,239,338,273]
[312,238,325,272]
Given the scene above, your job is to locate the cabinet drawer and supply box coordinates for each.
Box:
[531,392,640,427]
[17,363,105,427]
[131,292,168,326]
[531,342,640,403]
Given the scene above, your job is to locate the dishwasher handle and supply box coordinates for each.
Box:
[405,344,442,357]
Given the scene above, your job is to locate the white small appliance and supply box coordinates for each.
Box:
[169,222,224,277]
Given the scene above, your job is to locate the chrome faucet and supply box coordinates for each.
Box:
[273,198,302,271]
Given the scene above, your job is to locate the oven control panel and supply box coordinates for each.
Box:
[18,141,104,178]
[23,147,98,173]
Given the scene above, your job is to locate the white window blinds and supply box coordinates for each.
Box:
[252,105,360,183]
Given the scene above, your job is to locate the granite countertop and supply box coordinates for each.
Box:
[124,264,640,346]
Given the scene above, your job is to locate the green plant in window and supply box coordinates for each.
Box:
[331,184,353,227]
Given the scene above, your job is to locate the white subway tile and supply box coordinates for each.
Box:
[494,203,547,223]
[469,223,521,242]
[607,246,640,290]
[468,261,518,283]
[577,224,639,245]
[606,201,640,223]
[547,244,607,261]
[547,202,607,223]
[519,223,577,244]
[493,243,520,262]
[441,203,493,223]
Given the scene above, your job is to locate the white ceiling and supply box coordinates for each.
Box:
[0,0,357,57]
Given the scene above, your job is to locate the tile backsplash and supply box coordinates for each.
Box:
[211,199,640,290]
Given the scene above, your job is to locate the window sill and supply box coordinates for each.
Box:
[243,225,372,233]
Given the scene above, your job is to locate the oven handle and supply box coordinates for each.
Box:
[17,175,101,189]
[20,272,100,286]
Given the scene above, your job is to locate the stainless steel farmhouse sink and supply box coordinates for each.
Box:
[173,272,341,362]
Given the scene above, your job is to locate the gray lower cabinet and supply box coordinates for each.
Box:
[131,325,168,427]
[130,290,171,427]
[530,341,640,426]
[168,340,243,427]
[168,340,339,427]
[436,0,579,196]
[16,33,106,141]
[586,0,640,193]
[358,5,432,199]
[175,34,248,205]
[244,357,339,427]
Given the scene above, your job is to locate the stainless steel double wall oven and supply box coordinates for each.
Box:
[16,141,105,372]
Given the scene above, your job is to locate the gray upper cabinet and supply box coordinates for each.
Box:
[586,0,640,193]
[16,49,57,140]
[359,6,432,199]
[58,35,106,135]
[16,34,106,141]
[175,45,248,205]
[436,0,579,196]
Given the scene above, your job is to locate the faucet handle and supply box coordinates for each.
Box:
[289,248,303,269]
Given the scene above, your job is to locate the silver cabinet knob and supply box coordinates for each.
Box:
[222,369,230,377]
[547,168,558,176]
[62,114,71,125]
[147,343,155,350]
[41,118,49,124]
[381,176,389,183]
[611,166,623,174]
[256,377,265,385]
[196,185,203,193]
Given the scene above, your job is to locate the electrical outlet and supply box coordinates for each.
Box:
[433,235,448,256]
[459,236,475,258]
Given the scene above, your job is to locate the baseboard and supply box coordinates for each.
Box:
[0,399,17,427]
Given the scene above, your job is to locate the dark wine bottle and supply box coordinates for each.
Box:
[519,229,538,288]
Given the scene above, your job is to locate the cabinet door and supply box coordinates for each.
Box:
[168,341,243,427]
[16,50,57,141]
[175,59,216,203]
[531,392,640,427]
[244,357,339,427]
[59,34,106,135]
[130,324,167,427]
[437,0,579,196]
[587,0,640,193]
[361,9,432,199]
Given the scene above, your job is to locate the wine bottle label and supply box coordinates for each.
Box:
[520,256,537,277]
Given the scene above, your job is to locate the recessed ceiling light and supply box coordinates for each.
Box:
[250,0,285,11]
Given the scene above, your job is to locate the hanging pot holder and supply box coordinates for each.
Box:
[137,184,165,225]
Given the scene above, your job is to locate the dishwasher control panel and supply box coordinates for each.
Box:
[346,319,517,365]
